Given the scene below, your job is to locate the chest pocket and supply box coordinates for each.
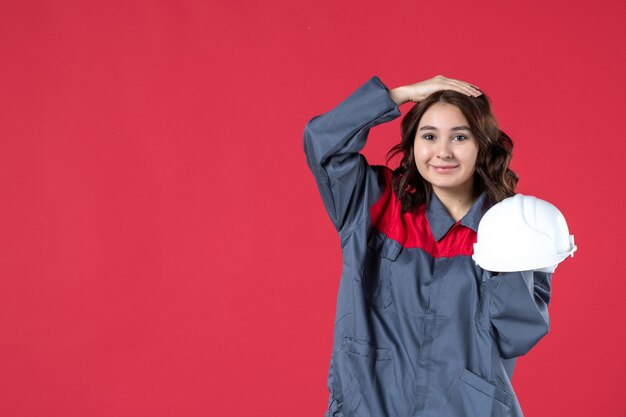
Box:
[362,232,402,309]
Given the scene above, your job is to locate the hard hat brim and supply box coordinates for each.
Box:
[472,245,577,273]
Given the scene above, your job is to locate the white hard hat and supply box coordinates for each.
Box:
[472,194,577,273]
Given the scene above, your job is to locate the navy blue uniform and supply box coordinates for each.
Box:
[303,76,552,417]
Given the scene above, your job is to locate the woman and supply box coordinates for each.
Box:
[303,75,552,417]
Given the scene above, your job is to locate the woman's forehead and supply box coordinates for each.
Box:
[419,103,469,128]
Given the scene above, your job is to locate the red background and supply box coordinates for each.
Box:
[1,0,625,415]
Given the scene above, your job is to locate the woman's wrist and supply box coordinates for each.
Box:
[389,86,409,105]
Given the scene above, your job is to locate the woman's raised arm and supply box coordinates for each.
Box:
[303,76,401,238]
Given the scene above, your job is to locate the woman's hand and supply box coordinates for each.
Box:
[389,75,482,105]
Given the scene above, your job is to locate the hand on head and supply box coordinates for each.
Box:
[389,75,482,105]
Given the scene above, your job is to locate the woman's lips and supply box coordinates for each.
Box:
[431,165,458,173]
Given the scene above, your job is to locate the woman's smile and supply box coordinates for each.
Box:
[431,164,459,173]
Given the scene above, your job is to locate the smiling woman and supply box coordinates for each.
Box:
[386,81,518,218]
[413,103,480,221]
[303,75,552,417]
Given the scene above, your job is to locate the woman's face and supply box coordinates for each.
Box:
[413,102,479,196]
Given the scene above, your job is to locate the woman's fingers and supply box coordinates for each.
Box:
[447,78,482,96]
[400,75,483,103]
[434,75,482,96]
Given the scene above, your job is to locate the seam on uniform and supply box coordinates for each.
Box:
[476,280,489,328]
[340,215,368,247]
[322,165,340,228]
[339,165,387,244]
[335,311,352,326]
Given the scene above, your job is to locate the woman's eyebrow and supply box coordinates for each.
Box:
[418,125,471,131]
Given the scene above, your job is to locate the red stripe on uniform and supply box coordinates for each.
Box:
[370,168,476,258]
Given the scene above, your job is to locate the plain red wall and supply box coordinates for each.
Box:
[1,0,624,415]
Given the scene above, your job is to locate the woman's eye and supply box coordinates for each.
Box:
[423,134,435,141]
[453,135,468,141]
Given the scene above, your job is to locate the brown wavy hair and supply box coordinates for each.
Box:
[385,90,518,213]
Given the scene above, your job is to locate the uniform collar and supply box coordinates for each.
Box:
[426,190,492,241]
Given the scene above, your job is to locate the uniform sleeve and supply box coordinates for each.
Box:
[302,75,401,238]
[484,270,552,359]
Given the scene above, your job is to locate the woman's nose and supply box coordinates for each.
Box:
[436,141,453,159]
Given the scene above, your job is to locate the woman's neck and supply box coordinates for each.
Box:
[432,185,476,222]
